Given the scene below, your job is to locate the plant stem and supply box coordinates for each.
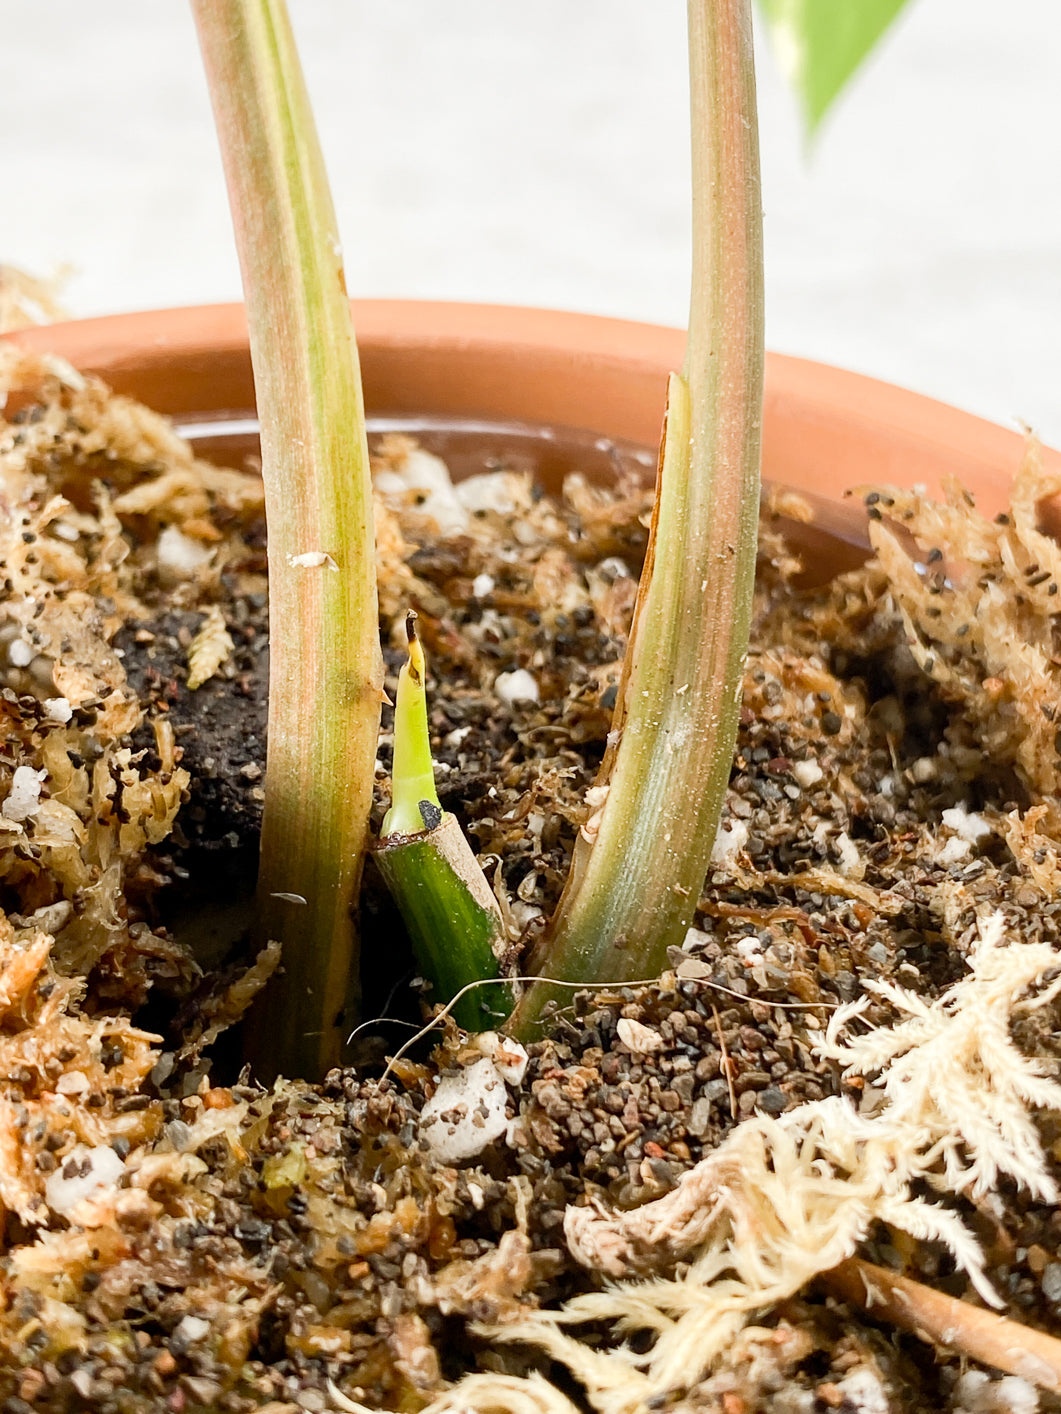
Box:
[510,0,764,1036]
[192,0,382,1080]
[375,821,511,1032]
[376,615,510,1032]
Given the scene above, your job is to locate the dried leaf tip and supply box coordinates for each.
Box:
[405,610,424,687]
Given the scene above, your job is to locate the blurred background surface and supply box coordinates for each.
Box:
[2,1,1058,442]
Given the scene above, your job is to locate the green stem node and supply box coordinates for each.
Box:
[376,815,511,1032]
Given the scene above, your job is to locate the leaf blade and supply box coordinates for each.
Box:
[756,0,915,134]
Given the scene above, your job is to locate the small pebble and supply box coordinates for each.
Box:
[173,1314,210,1344]
[616,1018,664,1056]
[1041,1261,1061,1304]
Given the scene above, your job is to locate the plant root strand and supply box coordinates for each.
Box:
[823,1256,1061,1393]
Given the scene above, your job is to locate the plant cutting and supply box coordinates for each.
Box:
[508,0,763,1036]
[190,0,765,1062]
[4,1,1061,1411]
[186,0,934,1055]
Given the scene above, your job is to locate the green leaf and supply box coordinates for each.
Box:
[381,613,442,840]
[756,0,915,135]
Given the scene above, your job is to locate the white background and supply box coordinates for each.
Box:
[2,1,1059,443]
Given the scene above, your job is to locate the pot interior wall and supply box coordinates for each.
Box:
[10,300,1056,516]
[181,409,874,587]
[9,300,1059,582]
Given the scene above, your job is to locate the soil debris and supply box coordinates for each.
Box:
[3,350,1061,1412]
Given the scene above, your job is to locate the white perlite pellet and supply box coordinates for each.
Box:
[942,802,992,844]
[45,1144,126,1217]
[2,765,47,822]
[710,818,748,867]
[494,668,539,704]
[157,525,212,577]
[419,1059,509,1162]
[43,697,73,723]
[475,1031,529,1086]
[792,758,823,788]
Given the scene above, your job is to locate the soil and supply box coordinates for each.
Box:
[2,349,1061,1414]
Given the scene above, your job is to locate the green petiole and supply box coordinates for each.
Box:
[192,0,382,1081]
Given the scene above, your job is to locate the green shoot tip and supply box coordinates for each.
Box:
[381,611,442,838]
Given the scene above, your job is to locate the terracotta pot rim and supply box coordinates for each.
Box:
[6,299,1059,526]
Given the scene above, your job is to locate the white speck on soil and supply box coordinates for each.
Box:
[735,935,765,967]
[419,1058,509,1162]
[55,1070,90,1095]
[494,668,539,704]
[710,818,748,866]
[45,1144,126,1217]
[942,802,992,844]
[378,447,471,535]
[939,837,973,865]
[834,1366,891,1414]
[792,758,823,788]
[954,1370,1039,1414]
[476,1030,529,1086]
[43,696,73,723]
[157,525,212,578]
[834,829,862,877]
[455,470,518,517]
[910,755,937,783]
[173,1314,211,1344]
[616,1017,664,1056]
[2,765,46,822]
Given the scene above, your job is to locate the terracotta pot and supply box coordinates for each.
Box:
[6,305,1059,1387]
[8,302,1059,537]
